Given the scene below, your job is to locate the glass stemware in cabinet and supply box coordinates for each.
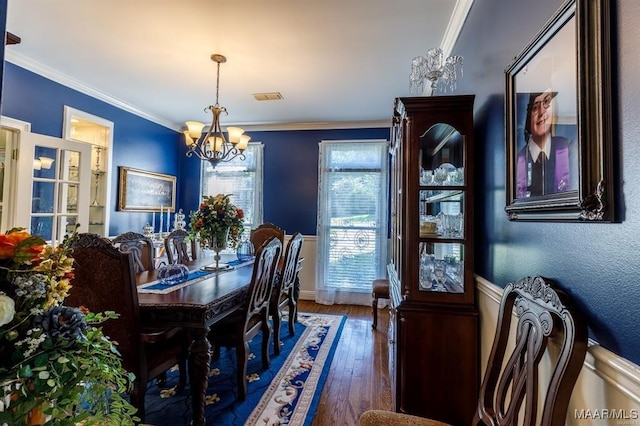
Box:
[420,169,433,185]
[431,259,448,292]
[419,252,436,290]
[443,212,463,237]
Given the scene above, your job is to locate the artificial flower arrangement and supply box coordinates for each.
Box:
[188,194,245,250]
[0,228,138,425]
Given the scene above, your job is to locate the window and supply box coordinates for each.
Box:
[201,143,263,238]
[316,140,389,305]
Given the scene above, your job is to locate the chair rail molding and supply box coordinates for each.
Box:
[475,274,640,419]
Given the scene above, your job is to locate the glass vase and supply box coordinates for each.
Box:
[210,227,229,270]
[236,237,255,262]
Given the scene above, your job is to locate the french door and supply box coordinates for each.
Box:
[15,132,91,245]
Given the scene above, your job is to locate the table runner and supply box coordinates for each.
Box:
[137,258,254,294]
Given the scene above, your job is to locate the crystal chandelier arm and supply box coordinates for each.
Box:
[409,48,464,95]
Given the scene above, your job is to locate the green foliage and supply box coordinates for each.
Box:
[0,228,139,424]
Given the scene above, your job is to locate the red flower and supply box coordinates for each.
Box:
[0,229,44,261]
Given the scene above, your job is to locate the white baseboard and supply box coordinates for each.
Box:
[299,290,316,301]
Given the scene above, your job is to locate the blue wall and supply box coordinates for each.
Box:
[0,0,6,113]
[454,0,640,365]
[1,63,389,239]
[173,127,390,236]
[2,63,183,236]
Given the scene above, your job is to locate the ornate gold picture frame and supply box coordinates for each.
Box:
[118,166,176,212]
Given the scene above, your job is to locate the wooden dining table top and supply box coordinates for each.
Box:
[135,254,254,329]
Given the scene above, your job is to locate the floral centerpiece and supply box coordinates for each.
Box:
[0,228,138,425]
[188,194,245,251]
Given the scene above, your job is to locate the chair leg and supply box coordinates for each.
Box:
[157,371,167,387]
[272,308,282,356]
[176,358,187,393]
[372,296,378,329]
[261,321,271,369]
[237,341,249,401]
[131,375,147,423]
[288,292,297,337]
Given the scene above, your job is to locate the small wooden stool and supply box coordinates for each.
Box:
[371,278,389,329]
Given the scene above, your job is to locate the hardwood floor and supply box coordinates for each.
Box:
[297,300,392,426]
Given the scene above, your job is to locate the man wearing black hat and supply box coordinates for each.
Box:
[516,89,572,198]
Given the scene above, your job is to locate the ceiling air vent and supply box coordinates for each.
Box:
[252,92,283,101]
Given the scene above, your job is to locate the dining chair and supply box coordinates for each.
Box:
[208,236,282,400]
[66,233,187,422]
[250,222,285,252]
[112,231,155,273]
[269,232,304,355]
[164,229,198,264]
[359,275,588,426]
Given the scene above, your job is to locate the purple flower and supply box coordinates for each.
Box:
[33,306,87,348]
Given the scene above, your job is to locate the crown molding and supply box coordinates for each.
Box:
[441,0,475,57]
[5,51,391,133]
[4,50,182,131]
[233,120,391,132]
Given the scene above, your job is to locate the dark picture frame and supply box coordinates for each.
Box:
[118,166,176,212]
[505,0,613,221]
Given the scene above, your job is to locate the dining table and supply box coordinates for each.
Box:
[136,253,254,426]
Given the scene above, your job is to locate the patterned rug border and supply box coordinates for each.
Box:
[244,312,346,426]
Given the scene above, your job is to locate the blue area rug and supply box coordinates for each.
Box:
[143,312,346,425]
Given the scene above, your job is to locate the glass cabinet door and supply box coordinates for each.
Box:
[418,123,466,294]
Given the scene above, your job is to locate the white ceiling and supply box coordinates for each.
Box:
[5,0,473,131]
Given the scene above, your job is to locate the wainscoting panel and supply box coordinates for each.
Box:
[476,275,640,425]
[285,234,317,301]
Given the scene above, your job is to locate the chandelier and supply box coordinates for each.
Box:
[409,48,463,96]
[183,54,250,167]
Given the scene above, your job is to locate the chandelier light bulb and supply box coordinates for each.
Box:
[186,121,205,139]
[237,134,250,151]
[226,126,245,144]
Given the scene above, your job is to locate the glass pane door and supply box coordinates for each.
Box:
[15,132,91,245]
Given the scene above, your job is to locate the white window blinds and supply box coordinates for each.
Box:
[201,143,263,237]
[316,139,389,305]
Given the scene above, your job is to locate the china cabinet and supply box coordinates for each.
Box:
[63,106,113,237]
[388,95,478,425]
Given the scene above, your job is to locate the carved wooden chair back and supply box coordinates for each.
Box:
[250,223,285,252]
[112,231,155,273]
[473,276,588,426]
[164,229,197,264]
[360,276,588,426]
[208,236,282,400]
[67,233,142,363]
[269,232,304,355]
[67,233,186,422]
[242,236,282,337]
